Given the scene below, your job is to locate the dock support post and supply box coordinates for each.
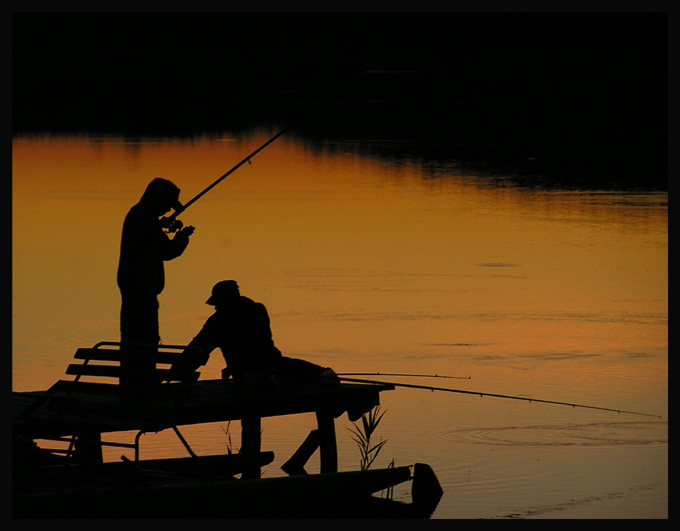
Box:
[75,428,103,466]
[241,416,261,479]
[315,410,337,473]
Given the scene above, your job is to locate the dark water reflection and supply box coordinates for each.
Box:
[13,13,666,192]
[299,134,667,192]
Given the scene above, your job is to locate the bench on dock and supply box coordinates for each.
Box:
[15,341,206,465]
[66,341,204,387]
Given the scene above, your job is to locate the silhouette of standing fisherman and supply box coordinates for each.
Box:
[117,178,195,386]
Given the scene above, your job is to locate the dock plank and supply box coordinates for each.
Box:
[13,379,393,440]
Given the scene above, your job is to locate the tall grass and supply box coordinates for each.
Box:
[347,406,388,471]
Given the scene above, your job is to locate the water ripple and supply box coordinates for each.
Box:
[434,420,668,448]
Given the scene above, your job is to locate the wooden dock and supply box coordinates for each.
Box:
[13,376,393,476]
[11,343,447,518]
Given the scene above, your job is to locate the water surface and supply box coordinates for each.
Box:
[12,133,667,518]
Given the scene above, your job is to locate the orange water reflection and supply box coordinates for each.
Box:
[12,134,667,415]
[12,134,667,517]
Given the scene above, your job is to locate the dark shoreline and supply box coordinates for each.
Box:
[12,12,667,191]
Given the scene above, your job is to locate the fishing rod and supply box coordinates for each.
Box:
[161,32,413,233]
[335,376,661,419]
[181,124,294,212]
[163,65,375,232]
[162,124,295,231]
[159,40,433,231]
[337,372,471,380]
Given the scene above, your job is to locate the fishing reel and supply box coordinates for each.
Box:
[160,216,184,233]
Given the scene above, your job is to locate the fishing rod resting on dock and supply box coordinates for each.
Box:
[333,376,661,419]
[337,372,471,380]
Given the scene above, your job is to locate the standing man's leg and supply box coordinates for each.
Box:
[120,292,160,387]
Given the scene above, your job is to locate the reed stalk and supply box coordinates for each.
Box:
[348,406,388,471]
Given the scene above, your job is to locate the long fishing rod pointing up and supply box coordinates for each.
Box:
[162,31,407,231]
[166,123,295,227]
[335,376,661,419]
[165,65,374,228]
[184,124,295,211]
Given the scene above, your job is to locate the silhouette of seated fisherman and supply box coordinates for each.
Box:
[117,177,195,386]
[174,280,338,387]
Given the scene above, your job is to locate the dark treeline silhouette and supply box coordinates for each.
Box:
[12,13,667,190]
